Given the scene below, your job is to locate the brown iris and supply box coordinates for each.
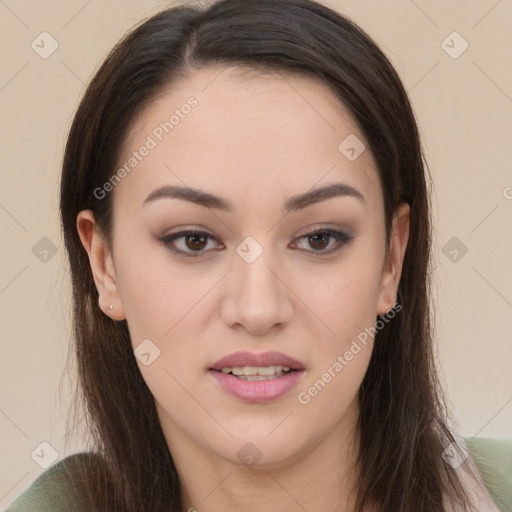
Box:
[308,232,330,250]
[185,233,208,251]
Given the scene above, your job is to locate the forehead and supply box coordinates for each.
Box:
[113,65,380,212]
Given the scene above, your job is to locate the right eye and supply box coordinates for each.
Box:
[160,230,224,258]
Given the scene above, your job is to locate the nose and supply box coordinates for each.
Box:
[219,243,294,335]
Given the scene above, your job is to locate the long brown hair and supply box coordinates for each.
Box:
[59,1,479,510]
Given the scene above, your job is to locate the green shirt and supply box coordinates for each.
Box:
[464,437,512,512]
[5,452,99,512]
[5,438,511,511]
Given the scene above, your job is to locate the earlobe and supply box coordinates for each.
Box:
[377,203,410,315]
[76,210,126,321]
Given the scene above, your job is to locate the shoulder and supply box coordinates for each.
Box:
[4,451,105,512]
[465,437,512,512]
[443,437,510,512]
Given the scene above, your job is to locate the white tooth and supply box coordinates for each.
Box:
[256,366,276,376]
[223,365,294,378]
[243,366,258,376]
[218,365,293,375]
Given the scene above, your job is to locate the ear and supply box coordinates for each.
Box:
[377,202,410,315]
[76,210,126,321]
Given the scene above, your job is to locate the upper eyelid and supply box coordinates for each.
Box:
[163,227,347,240]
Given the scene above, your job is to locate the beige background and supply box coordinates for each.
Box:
[1,0,511,508]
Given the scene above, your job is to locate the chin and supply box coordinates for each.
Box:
[210,431,307,471]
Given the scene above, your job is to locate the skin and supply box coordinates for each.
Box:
[77,66,410,512]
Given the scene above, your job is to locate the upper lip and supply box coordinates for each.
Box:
[210,351,305,371]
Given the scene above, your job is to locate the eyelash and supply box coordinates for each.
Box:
[159,228,353,258]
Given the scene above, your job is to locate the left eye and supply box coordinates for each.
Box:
[292,228,352,255]
[160,228,352,258]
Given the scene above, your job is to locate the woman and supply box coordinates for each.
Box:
[6,0,502,511]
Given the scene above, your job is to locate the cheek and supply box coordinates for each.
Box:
[296,247,384,347]
[295,338,372,446]
[113,236,188,347]
[290,247,383,420]
[115,249,207,415]
[293,257,382,422]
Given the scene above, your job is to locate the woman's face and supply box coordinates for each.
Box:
[78,66,409,471]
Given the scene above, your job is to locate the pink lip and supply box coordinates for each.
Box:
[208,350,306,404]
[208,369,305,403]
[209,350,305,371]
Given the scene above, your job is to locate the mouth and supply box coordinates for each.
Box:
[208,351,305,403]
[212,364,296,381]
[209,350,305,373]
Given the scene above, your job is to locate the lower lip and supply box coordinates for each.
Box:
[208,370,304,403]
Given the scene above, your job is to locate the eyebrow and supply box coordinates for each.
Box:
[143,182,365,212]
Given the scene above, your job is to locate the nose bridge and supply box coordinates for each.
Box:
[222,235,293,332]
